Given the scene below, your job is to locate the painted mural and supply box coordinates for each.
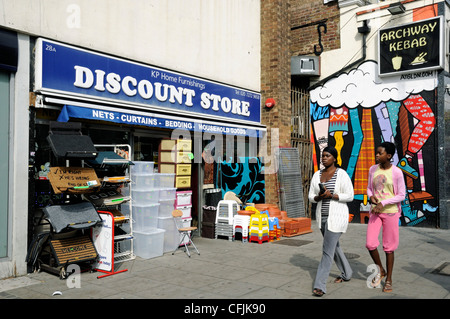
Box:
[216,157,265,204]
[309,60,438,227]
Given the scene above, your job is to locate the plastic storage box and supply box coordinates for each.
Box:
[132,203,160,231]
[176,190,192,206]
[132,173,155,190]
[133,228,165,259]
[175,204,192,219]
[131,189,160,205]
[157,216,179,252]
[159,199,175,217]
[131,161,154,174]
[157,173,175,188]
[159,188,177,201]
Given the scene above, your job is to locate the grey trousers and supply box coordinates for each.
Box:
[313,219,353,293]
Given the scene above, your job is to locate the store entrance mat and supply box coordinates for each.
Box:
[49,235,97,266]
[43,201,101,233]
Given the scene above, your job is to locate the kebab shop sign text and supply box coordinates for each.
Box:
[378,16,443,77]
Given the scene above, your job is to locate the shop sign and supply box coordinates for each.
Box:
[58,104,263,137]
[34,38,261,124]
[378,16,444,77]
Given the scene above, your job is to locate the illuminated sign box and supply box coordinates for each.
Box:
[378,16,444,77]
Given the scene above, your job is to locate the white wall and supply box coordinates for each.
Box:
[0,0,261,91]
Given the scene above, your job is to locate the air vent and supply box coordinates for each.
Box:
[291,56,320,76]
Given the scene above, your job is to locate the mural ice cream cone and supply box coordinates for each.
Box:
[392,56,402,70]
[329,106,348,166]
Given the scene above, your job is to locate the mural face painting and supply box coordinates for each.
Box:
[310,60,438,227]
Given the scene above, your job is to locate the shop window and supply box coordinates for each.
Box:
[86,127,130,146]
[133,135,159,164]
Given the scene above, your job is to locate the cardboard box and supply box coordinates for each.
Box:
[48,167,100,194]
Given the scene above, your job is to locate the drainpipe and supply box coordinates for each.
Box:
[308,20,370,91]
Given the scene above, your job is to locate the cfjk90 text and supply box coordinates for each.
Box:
[228,303,266,316]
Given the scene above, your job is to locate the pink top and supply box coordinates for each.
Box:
[367,164,406,213]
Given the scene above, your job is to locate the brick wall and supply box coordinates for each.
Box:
[260,0,340,205]
[290,0,340,56]
[260,0,292,205]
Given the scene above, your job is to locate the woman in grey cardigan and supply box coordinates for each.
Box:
[308,146,354,297]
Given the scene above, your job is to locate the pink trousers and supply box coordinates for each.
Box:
[366,212,400,253]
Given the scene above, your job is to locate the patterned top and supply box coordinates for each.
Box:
[370,165,401,214]
[320,168,339,219]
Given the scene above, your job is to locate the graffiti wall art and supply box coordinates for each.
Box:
[310,60,438,227]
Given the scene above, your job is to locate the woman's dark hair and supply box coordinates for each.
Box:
[323,146,340,167]
[379,141,396,157]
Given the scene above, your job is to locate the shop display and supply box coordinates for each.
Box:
[130,161,174,257]
[28,123,296,283]
[175,190,192,220]
[158,139,195,247]
[133,228,166,259]
[232,214,250,243]
[159,138,192,188]
[42,201,101,234]
[157,215,179,252]
[46,121,98,159]
[47,167,100,194]
[92,211,132,278]
[249,211,270,244]
[209,200,312,243]
[27,123,105,279]
[215,200,238,241]
[85,144,135,277]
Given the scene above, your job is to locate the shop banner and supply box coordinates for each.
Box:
[58,104,263,137]
[378,16,444,77]
[35,38,261,124]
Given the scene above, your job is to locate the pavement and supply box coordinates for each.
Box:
[1,222,449,307]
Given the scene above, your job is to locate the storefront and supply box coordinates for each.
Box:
[28,37,266,274]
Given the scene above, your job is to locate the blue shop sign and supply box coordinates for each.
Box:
[34,38,261,124]
[57,104,262,137]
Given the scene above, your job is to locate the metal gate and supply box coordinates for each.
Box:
[277,147,306,218]
[290,87,313,217]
